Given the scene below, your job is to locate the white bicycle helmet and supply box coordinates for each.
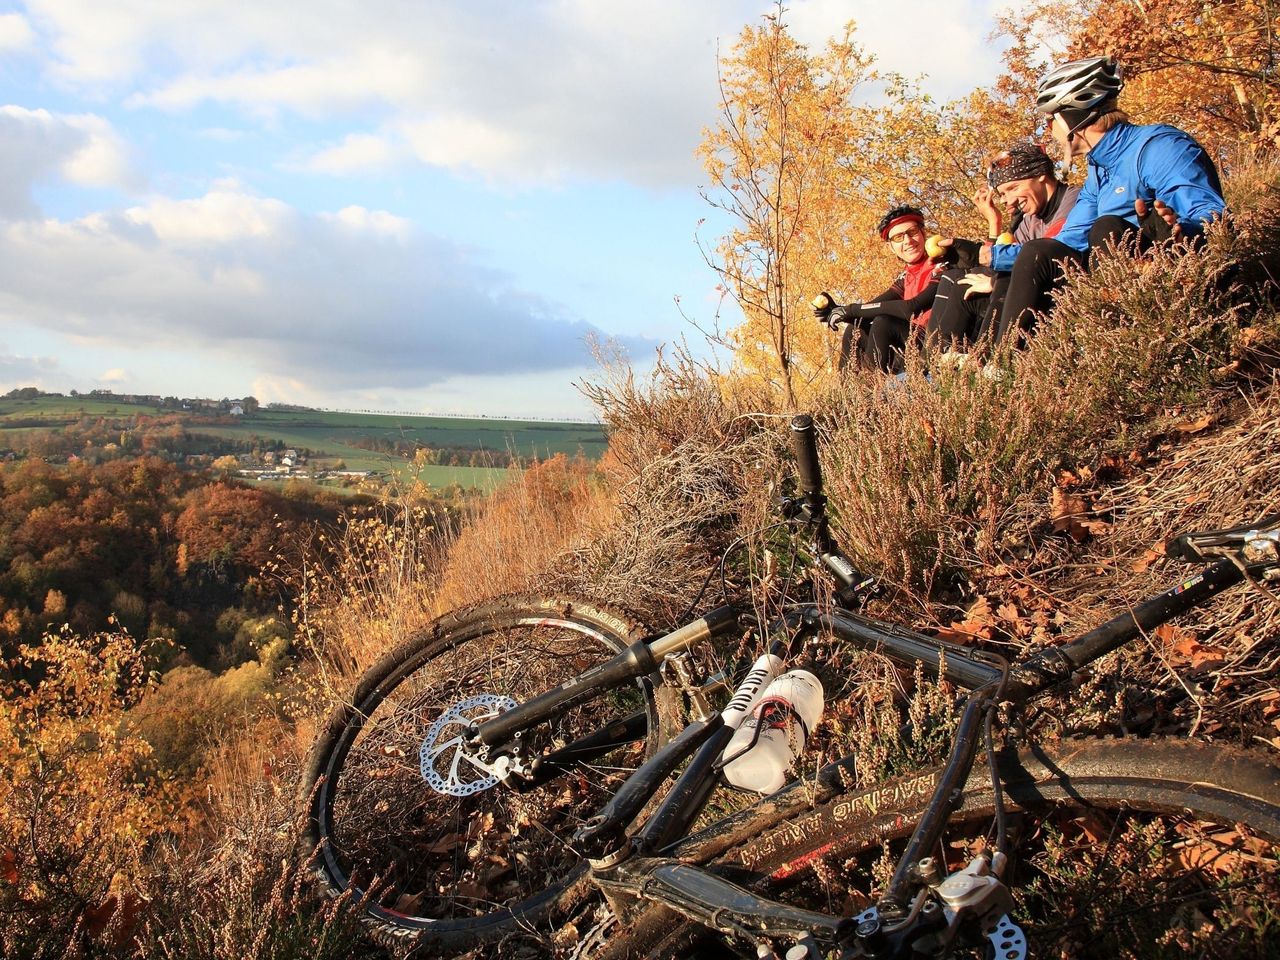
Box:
[1036,57,1123,115]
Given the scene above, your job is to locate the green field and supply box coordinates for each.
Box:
[0,395,608,490]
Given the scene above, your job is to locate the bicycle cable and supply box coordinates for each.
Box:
[980,652,1012,859]
[669,521,790,625]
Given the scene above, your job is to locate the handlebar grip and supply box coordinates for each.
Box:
[791,413,823,495]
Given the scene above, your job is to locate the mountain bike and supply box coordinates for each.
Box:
[299,414,1280,959]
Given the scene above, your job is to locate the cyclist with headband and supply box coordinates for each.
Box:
[927,143,1081,349]
[995,56,1226,344]
[814,205,979,372]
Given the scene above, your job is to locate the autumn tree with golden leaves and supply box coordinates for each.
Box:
[698,9,873,406]
[1073,0,1280,155]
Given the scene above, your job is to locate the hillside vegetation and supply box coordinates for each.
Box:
[3,3,1279,957]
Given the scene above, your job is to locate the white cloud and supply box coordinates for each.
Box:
[123,188,294,244]
[0,12,34,51]
[57,113,136,188]
[320,205,412,241]
[300,133,399,175]
[99,367,130,383]
[24,2,1014,188]
[0,343,61,390]
[0,185,651,392]
[399,116,524,180]
[0,106,139,217]
[21,2,742,186]
[786,0,998,97]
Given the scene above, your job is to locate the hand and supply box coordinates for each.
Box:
[812,291,836,326]
[925,235,953,260]
[825,304,858,329]
[1135,198,1183,241]
[979,243,993,267]
[958,273,994,299]
[971,185,1001,233]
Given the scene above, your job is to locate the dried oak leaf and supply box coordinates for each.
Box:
[1174,413,1215,435]
[1050,487,1111,542]
[1130,541,1168,573]
[1157,624,1229,672]
[1259,691,1280,720]
[1173,825,1268,877]
[935,596,997,644]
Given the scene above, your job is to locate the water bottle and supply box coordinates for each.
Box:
[721,654,784,730]
[721,670,824,794]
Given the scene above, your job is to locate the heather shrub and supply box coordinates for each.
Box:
[812,158,1280,600]
[140,724,385,960]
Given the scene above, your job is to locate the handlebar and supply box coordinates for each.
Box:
[791,414,823,497]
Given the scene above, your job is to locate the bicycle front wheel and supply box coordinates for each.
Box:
[604,739,1280,960]
[300,595,665,956]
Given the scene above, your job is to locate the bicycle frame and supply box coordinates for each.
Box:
[454,413,1269,958]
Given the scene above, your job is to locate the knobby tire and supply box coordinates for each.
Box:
[298,595,665,956]
[601,738,1280,960]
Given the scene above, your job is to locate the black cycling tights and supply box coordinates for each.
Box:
[928,269,1010,349]
[838,316,912,373]
[996,215,1157,345]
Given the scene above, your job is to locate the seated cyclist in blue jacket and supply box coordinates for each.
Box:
[995,56,1226,345]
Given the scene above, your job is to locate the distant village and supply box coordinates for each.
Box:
[2,387,380,484]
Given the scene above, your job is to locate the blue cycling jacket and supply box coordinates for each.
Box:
[1052,122,1225,254]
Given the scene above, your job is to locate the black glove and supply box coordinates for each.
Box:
[826,303,861,328]
[812,292,836,327]
[949,238,984,270]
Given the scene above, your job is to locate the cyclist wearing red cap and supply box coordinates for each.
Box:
[814,206,978,372]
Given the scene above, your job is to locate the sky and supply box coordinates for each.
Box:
[0,0,1020,419]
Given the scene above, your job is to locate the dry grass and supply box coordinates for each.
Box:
[139,723,384,960]
[437,453,615,609]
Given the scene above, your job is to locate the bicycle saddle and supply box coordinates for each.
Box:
[1165,513,1280,565]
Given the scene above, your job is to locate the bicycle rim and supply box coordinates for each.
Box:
[605,739,1280,960]
[300,595,662,954]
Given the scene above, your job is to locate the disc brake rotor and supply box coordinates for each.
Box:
[420,693,518,796]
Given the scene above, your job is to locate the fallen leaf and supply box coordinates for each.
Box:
[1173,825,1269,876]
[1050,488,1111,542]
[426,831,466,855]
[1168,633,1230,672]
[394,891,425,913]
[1130,542,1167,573]
[1174,414,1215,435]
[935,596,997,644]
